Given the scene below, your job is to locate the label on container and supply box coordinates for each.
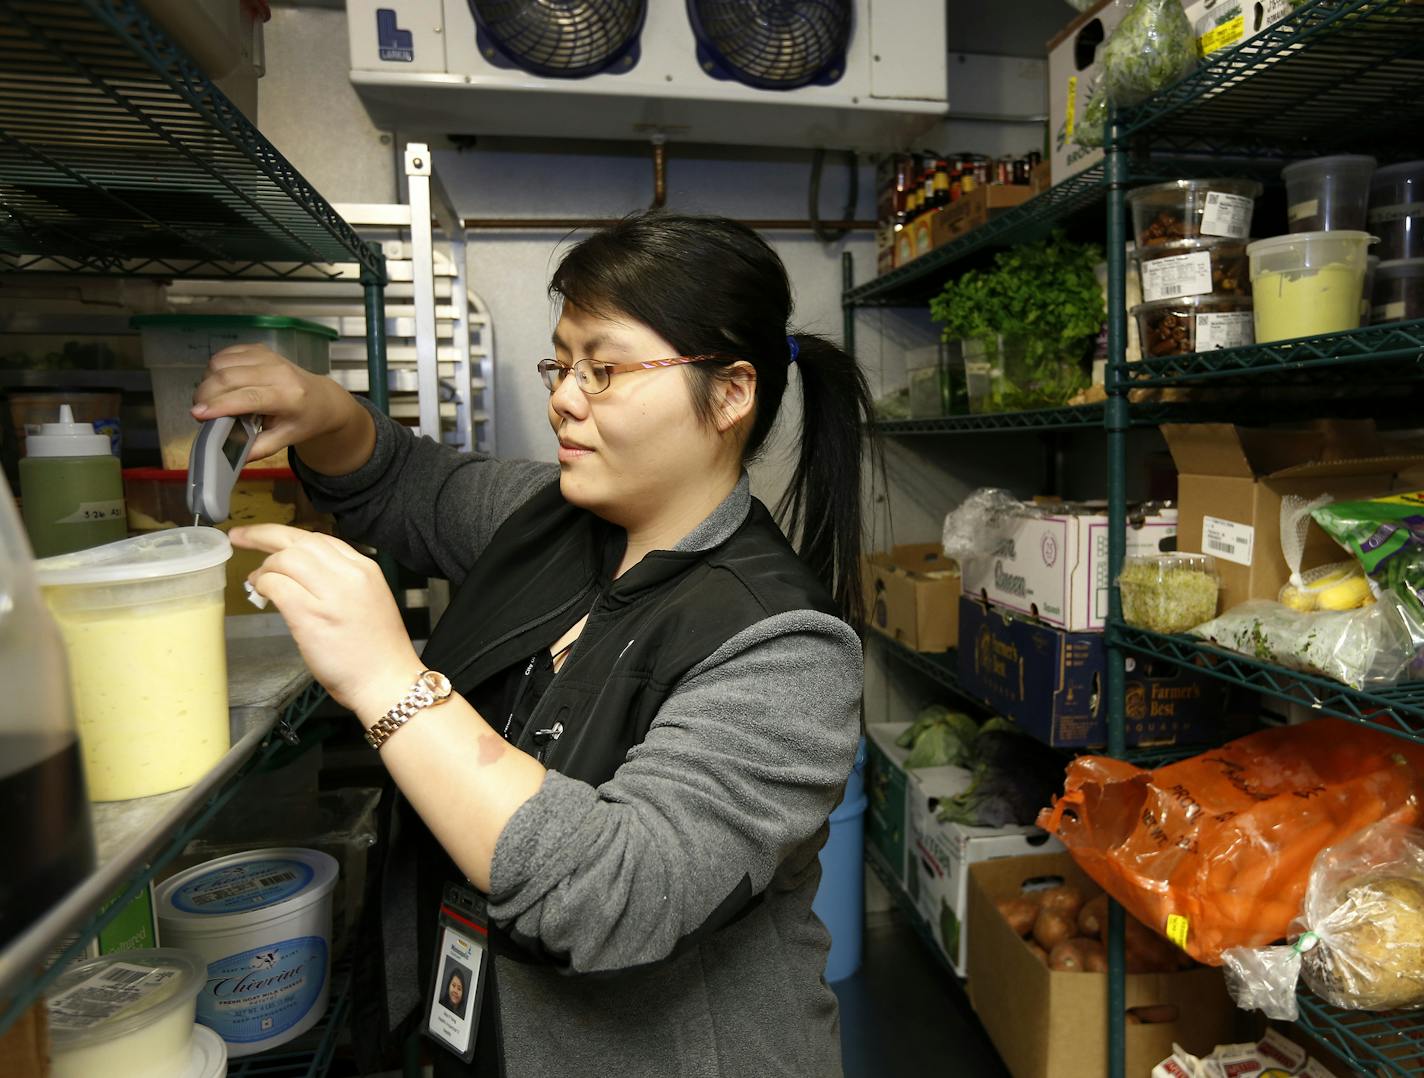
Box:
[1195,311,1254,351]
[1200,191,1254,238]
[1368,201,1424,224]
[54,499,125,525]
[1202,516,1255,567]
[1142,250,1214,302]
[1065,76,1078,141]
[48,962,182,1031]
[1288,198,1320,224]
[172,859,315,915]
[1198,13,1244,55]
[198,935,327,1045]
[1165,914,1190,951]
[1375,301,1408,322]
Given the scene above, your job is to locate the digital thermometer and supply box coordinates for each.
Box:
[187,414,262,525]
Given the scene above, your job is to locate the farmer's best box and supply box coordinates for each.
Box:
[967,853,1237,1078]
[863,544,961,652]
[865,722,914,885]
[1163,422,1424,613]
[957,596,1222,748]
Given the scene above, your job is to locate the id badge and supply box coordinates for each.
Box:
[423,881,489,1063]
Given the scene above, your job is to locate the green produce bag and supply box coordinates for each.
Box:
[1101,0,1198,108]
[1313,492,1424,617]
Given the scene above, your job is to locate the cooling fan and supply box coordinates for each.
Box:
[467,0,646,78]
[687,0,852,91]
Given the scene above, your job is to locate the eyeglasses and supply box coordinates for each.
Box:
[537,354,731,396]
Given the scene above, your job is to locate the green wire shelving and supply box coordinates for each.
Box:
[1295,994,1424,1077]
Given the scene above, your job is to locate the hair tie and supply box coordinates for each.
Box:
[787,335,799,365]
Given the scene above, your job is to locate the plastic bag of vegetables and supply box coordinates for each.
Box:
[1314,491,1424,620]
[1223,823,1424,1021]
[1038,720,1424,966]
[1075,77,1108,150]
[1101,0,1198,107]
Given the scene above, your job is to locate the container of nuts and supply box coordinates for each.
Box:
[1135,238,1250,304]
[1132,295,1254,357]
[1126,178,1263,249]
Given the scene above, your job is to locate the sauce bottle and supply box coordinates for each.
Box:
[19,404,127,557]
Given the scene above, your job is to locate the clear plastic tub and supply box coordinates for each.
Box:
[35,528,233,801]
[1135,239,1250,303]
[47,948,205,1078]
[1368,161,1424,261]
[1132,295,1254,357]
[1282,155,1377,232]
[907,364,946,418]
[1372,258,1424,325]
[1247,231,1376,343]
[1362,255,1379,325]
[131,315,336,470]
[1117,553,1220,634]
[1126,178,1263,248]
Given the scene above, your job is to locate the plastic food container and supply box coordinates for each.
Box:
[1118,553,1220,635]
[1372,259,1424,324]
[1126,178,1263,248]
[1135,239,1250,303]
[157,848,339,1057]
[1368,160,1424,261]
[130,315,336,471]
[907,364,946,418]
[6,389,122,459]
[1132,295,1254,357]
[1282,155,1377,232]
[1248,231,1376,343]
[47,948,205,1078]
[35,528,232,801]
[1362,255,1379,324]
[187,1024,229,1078]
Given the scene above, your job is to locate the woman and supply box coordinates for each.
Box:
[194,213,872,1077]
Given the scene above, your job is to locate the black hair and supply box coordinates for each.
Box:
[549,211,875,628]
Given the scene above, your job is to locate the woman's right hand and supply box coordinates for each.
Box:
[190,344,373,473]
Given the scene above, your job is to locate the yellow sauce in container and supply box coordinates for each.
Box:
[1247,230,1375,343]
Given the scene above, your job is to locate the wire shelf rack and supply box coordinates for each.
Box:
[1295,994,1424,1078]
[0,0,384,281]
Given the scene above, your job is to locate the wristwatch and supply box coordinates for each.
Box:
[365,669,453,750]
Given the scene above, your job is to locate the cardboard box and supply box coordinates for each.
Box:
[1162,423,1424,612]
[907,768,1063,974]
[957,596,1225,748]
[863,544,961,652]
[931,185,1035,246]
[1183,0,1294,59]
[866,722,913,885]
[960,505,1178,632]
[968,853,1238,1078]
[1031,162,1052,196]
[876,224,896,276]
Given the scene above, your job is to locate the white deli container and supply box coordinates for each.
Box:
[47,948,206,1078]
[35,528,233,801]
[157,848,339,1057]
[1247,230,1376,343]
[186,1023,229,1078]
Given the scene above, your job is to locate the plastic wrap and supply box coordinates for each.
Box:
[1038,720,1424,966]
[941,488,1035,570]
[1314,491,1424,620]
[1100,0,1198,107]
[1223,823,1424,1021]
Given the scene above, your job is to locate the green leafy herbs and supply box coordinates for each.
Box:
[1101,0,1198,108]
[929,232,1103,412]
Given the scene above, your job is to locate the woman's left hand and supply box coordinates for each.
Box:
[230,524,422,719]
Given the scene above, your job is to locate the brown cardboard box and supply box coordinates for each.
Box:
[863,544,961,652]
[1162,422,1424,612]
[1031,162,1052,196]
[931,185,1034,247]
[0,1002,48,1078]
[968,853,1238,1078]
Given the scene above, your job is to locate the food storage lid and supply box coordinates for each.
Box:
[129,314,338,340]
[47,949,205,1051]
[34,527,231,587]
[1370,160,1424,190]
[25,404,111,458]
[1280,155,1377,181]
[1246,231,1377,274]
[156,847,340,935]
[1125,178,1264,204]
[1118,552,1219,582]
[185,1023,228,1078]
[1130,295,1254,314]
[1377,258,1424,280]
[1134,236,1248,261]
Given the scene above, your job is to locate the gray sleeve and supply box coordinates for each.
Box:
[290,397,559,584]
[485,609,863,975]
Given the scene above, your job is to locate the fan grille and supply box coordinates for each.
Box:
[690,0,852,89]
[470,0,645,76]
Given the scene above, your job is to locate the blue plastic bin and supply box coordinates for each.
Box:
[813,736,867,983]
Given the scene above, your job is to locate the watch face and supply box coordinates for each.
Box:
[421,670,452,698]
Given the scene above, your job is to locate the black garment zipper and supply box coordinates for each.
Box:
[531,721,565,764]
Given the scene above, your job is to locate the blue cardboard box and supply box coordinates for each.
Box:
[957,595,1222,748]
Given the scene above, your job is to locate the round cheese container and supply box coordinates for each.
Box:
[47,948,205,1078]
[186,1023,229,1077]
[156,847,338,1057]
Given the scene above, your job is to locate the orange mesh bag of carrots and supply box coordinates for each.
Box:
[1037,719,1424,966]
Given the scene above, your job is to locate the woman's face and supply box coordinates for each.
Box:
[547,302,751,526]
[447,973,464,1007]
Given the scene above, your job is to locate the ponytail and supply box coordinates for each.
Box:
[776,333,876,630]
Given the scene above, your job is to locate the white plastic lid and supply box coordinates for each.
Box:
[47,948,205,1051]
[34,527,231,587]
[1377,258,1424,280]
[156,847,339,935]
[185,1023,228,1078]
[25,404,111,458]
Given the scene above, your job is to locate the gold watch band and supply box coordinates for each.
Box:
[365,669,452,750]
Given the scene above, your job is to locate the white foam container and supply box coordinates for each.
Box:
[186,1023,229,1078]
[47,948,205,1078]
[156,847,339,1057]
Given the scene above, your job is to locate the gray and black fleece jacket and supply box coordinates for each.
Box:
[292,401,862,1078]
